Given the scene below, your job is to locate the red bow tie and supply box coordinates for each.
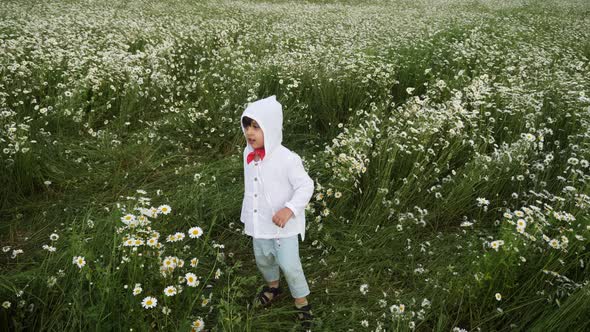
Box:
[247,148,265,164]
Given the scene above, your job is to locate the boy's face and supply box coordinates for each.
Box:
[245,120,264,149]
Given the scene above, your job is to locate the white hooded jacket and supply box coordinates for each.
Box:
[240,95,314,241]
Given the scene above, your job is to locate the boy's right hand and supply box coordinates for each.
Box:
[272,207,294,228]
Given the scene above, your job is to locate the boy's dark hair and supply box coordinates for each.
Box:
[242,116,254,128]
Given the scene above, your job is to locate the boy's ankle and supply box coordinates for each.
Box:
[294,298,308,308]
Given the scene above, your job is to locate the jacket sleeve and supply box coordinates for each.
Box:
[243,150,247,189]
[284,153,314,218]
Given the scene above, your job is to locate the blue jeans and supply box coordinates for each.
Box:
[253,235,310,298]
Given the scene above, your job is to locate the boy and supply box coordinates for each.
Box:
[240,95,314,329]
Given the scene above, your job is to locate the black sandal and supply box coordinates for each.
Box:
[254,285,282,307]
[295,303,313,330]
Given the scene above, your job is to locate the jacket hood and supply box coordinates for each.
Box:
[241,95,283,157]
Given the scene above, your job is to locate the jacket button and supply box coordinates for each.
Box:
[254,163,258,166]
[254,194,257,197]
[254,209,257,213]
[254,177,258,181]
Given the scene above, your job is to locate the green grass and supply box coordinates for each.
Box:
[1,0,590,330]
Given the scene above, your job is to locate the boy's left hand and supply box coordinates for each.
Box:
[272,207,294,228]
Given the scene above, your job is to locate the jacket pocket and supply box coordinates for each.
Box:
[281,213,299,234]
[240,192,254,222]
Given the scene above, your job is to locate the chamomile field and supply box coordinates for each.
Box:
[1,0,590,331]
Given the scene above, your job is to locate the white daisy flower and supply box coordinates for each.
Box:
[192,318,205,331]
[163,286,177,297]
[201,297,210,307]
[141,296,157,309]
[42,244,56,252]
[72,256,86,268]
[188,227,203,239]
[162,257,176,269]
[146,207,158,218]
[495,293,502,301]
[523,133,535,142]
[561,236,569,245]
[172,232,185,241]
[133,286,142,296]
[11,249,24,259]
[476,197,490,206]
[158,205,172,215]
[121,214,136,225]
[47,276,57,288]
[190,258,199,267]
[137,215,150,225]
[490,240,504,251]
[138,207,152,217]
[185,273,198,287]
[161,306,171,315]
[360,283,369,295]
